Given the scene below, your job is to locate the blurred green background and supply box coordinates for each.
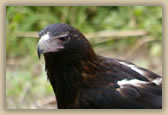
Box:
[6,6,162,109]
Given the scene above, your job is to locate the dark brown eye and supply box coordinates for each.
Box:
[58,36,70,42]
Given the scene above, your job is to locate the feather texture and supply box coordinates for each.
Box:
[38,23,162,109]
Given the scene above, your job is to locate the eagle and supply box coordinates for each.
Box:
[37,23,162,109]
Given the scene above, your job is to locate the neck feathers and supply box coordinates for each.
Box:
[43,47,98,108]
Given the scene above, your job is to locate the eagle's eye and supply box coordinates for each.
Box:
[58,36,70,43]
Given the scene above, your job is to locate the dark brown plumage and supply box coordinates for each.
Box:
[37,23,162,109]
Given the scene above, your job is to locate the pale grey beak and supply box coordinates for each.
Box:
[37,32,64,59]
[37,33,50,59]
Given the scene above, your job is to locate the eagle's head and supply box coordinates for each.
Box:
[37,23,93,59]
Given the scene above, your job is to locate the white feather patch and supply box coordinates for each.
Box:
[152,78,162,86]
[119,62,145,75]
[117,79,148,88]
[119,61,162,86]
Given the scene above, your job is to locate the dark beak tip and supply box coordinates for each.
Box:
[37,47,43,59]
[37,51,41,59]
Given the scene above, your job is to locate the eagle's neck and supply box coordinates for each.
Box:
[44,49,97,108]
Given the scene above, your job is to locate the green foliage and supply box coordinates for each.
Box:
[6,6,162,59]
[6,67,53,108]
[150,42,162,57]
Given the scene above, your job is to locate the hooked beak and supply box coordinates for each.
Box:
[37,32,65,59]
[37,33,50,59]
[37,46,43,59]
